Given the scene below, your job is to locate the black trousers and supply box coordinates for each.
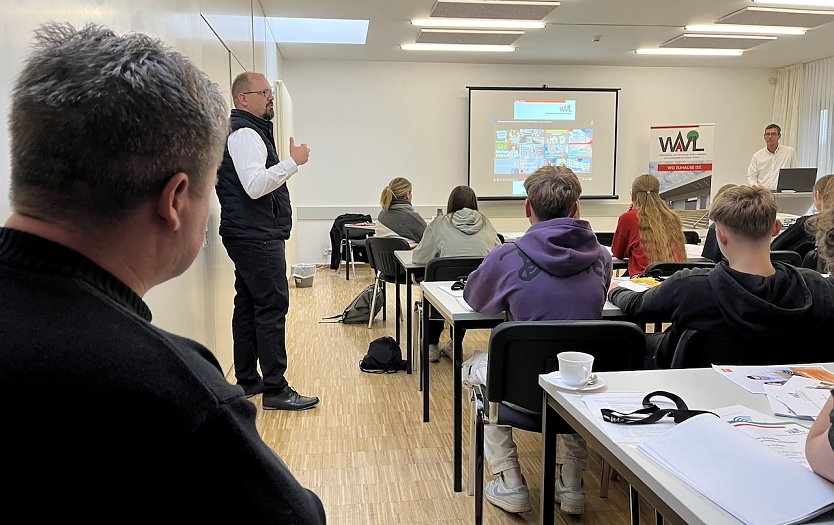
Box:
[222,237,289,394]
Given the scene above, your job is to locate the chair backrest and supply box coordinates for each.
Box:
[671,328,824,369]
[770,250,802,267]
[486,320,646,414]
[802,249,824,272]
[595,232,614,247]
[424,256,484,282]
[496,232,505,244]
[683,230,701,245]
[644,261,716,277]
[365,237,411,283]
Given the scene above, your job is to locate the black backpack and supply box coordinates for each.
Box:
[360,336,407,373]
[321,284,384,324]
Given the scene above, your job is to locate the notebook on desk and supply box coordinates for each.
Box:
[777,168,817,193]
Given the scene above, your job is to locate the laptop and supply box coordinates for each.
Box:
[776,167,817,193]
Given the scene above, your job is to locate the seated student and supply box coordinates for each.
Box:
[0,23,325,521]
[413,185,501,361]
[612,173,686,276]
[701,184,738,263]
[804,196,834,482]
[463,165,613,516]
[802,179,834,271]
[376,177,427,244]
[771,174,834,259]
[609,185,834,369]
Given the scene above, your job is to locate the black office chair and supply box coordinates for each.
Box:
[339,221,374,280]
[683,230,701,245]
[644,261,716,278]
[802,249,824,272]
[418,257,485,375]
[469,320,647,525]
[365,237,411,328]
[671,328,824,369]
[496,232,505,244]
[770,250,802,267]
[595,232,614,247]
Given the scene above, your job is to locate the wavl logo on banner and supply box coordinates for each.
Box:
[649,124,715,226]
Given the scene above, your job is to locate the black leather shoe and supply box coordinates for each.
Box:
[237,379,264,398]
[263,386,320,411]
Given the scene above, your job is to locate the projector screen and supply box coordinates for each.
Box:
[468,87,620,200]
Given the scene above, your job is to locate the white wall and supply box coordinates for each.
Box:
[284,60,776,264]
[0,0,284,375]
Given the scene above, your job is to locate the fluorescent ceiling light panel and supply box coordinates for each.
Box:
[401,43,515,52]
[270,17,368,44]
[753,0,834,6]
[679,33,776,40]
[685,24,806,35]
[412,18,545,29]
[635,48,743,56]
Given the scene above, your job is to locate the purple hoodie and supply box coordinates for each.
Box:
[463,218,612,321]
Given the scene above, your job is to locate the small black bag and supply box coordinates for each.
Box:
[360,336,407,373]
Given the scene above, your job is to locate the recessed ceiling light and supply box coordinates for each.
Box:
[680,33,776,40]
[412,18,545,29]
[685,24,806,35]
[753,0,834,7]
[401,43,515,52]
[635,48,743,56]
[421,28,525,35]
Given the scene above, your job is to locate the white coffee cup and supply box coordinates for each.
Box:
[557,351,594,387]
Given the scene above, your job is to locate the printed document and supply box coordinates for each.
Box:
[713,364,834,394]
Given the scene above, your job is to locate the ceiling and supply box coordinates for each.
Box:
[262,0,834,68]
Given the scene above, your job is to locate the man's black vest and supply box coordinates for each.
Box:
[216,109,292,240]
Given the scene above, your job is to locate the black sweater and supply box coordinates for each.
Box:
[0,228,325,522]
[609,261,834,367]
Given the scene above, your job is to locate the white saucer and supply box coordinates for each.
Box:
[544,372,607,392]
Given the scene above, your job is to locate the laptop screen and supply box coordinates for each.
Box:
[777,168,817,193]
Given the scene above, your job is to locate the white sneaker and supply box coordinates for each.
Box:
[554,462,586,514]
[438,340,453,359]
[485,473,532,514]
[428,344,440,362]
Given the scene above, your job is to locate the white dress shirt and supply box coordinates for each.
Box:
[747,145,795,191]
[227,127,298,199]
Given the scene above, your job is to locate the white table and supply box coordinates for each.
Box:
[539,366,834,525]
[420,280,624,493]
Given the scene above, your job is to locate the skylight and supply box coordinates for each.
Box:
[270,17,369,44]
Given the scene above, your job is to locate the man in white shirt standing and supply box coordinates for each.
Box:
[747,123,796,190]
[216,72,319,411]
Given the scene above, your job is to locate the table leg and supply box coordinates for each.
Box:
[406,270,412,375]
[453,324,464,493]
[629,484,640,525]
[541,395,557,524]
[395,269,401,345]
[422,295,431,422]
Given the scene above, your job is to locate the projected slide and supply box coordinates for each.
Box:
[469,88,619,199]
[494,128,593,176]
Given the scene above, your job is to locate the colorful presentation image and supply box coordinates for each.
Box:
[494,128,593,177]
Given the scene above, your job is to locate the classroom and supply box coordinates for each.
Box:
[3,1,834,523]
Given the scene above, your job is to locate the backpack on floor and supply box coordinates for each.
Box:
[360,336,407,373]
[321,283,384,324]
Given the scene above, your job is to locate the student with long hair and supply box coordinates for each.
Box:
[771,174,834,265]
[376,177,427,244]
[612,174,686,276]
[413,185,501,361]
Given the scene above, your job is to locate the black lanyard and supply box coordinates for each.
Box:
[600,391,718,425]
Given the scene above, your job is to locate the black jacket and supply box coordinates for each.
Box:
[771,215,816,258]
[329,213,372,269]
[217,109,292,240]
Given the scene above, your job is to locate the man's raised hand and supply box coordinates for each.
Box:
[289,136,310,166]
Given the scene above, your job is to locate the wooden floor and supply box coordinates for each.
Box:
[241,265,670,524]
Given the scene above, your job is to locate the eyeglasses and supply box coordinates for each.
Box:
[242,89,274,98]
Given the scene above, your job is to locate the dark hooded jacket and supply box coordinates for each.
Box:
[609,262,834,367]
[463,217,612,321]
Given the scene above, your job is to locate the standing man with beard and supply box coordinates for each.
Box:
[217,72,319,411]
